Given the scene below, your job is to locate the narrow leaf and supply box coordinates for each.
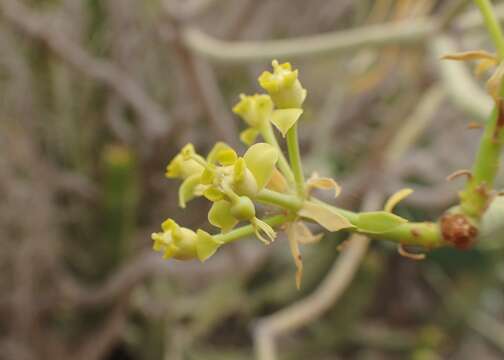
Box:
[354,211,407,234]
[299,202,354,232]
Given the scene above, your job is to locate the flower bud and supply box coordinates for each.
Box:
[151,219,197,260]
[166,144,204,180]
[258,60,307,109]
[230,196,256,221]
[232,94,273,128]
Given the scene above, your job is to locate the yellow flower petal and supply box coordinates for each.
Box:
[161,218,178,232]
[208,200,238,232]
[232,93,274,128]
[270,109,303,137]
[298,202,354,232]
[207,142,233,164]
[165,144,204,179]
[384,188,413,213]
[239,128,260,146]
[203,187,224,202]
[243,143,279,190]
[216,148,238,166]
[178,174,201,208]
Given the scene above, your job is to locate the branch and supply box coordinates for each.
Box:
[181,18,436,63]
[58,244,269,307]
[73,297,129,360]
[0,0,170,139]
[180,4,504,63]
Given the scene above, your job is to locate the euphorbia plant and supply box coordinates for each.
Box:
[152,0,504,289]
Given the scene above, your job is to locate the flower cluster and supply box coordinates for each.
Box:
[152,60,412,288]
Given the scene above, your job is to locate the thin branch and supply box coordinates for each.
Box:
[0,0,170,140]
[181,18,436,63]
[180,4,504,63]
[73,297,130,360]
[58,244,269,307]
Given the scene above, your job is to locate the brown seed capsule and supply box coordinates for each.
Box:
[440,213,478,250]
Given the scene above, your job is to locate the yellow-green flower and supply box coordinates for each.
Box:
[197,142,279,202]
[233,94,273,145]
[152,219,198,260]
[165,143,205,180]
[202,143,280,243]
[168,142,234,208]
[233,94,273,129]
[258,60,307,109]
[152,219,224,262]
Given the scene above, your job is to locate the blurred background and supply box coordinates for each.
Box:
[2,0,504,359]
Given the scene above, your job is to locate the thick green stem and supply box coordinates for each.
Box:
[308,200,444,248]
[286,124,305,197]
[473,0,504,59]
[214,215,288,244]
[252,192,446,248]
[260,123,295,186]
[460,104,504,217]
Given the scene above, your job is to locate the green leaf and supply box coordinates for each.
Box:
[298,202,354,232]
[354,211,408,234]
[270,109,303,137]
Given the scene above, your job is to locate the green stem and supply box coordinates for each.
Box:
[286,124,305,197]
[260,123,295,186]
[308,199,444,248]
[473,0,504,59]
[460,104,504,217]
[256,189,303,211]
[214,215,288,244]
[218,193,446,248]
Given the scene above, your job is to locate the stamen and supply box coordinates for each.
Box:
[252,217,276,244]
